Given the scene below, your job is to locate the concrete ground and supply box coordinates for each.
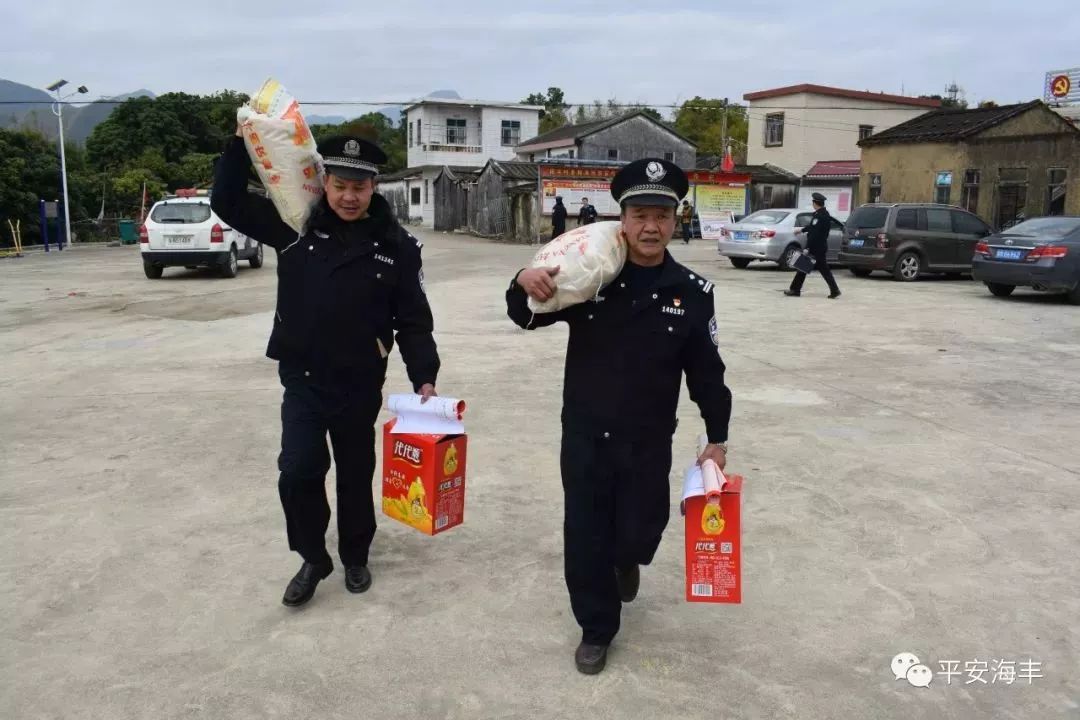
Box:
[2,232,1078,720]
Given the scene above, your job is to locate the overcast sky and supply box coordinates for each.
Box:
[5,0,1076,115]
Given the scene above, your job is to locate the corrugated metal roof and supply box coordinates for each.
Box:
[488,160,538,180]
[805,160,861,178]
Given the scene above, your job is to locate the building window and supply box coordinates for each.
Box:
[868,174,883,203]
[446,118,466,145]
[762,186,774,204]
[960,170,980,214]
[663,151,675,162]
[765,113,784,147]
[424,179,429,205]
[408,121,413,148]
[416,119,422,145]
[501,120,521,146]
[1048,168,1068,215]
[934,171,953,205]
[607,148,619,161]
[410,187,421,205]
[997,168,1029,228]
[858,125,874,140]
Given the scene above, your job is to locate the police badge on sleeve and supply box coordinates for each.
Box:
[709,316,719,347]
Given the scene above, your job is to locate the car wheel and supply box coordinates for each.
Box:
[779,244,801,270]
[249,243,264,269]
[220,247,239,278]
[730,257,752,269]
[143,260,163,279]
[892,251,921,282]
[986,282,1015,298]
[1064,283,1080,305]
[850,268,872,278]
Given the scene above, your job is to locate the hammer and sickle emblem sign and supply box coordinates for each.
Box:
[1051,75,1071,98]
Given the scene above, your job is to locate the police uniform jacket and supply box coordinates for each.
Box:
[211,137,439,390]
[804,206,833,255]
[506,252,732,443]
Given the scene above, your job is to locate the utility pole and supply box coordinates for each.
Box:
[46,79,88,249]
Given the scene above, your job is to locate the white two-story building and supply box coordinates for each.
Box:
[381,98,542,227]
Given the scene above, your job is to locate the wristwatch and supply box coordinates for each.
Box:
[712,442,728,453]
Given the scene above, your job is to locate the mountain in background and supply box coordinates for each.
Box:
[66,89,155,143]
[0,78,57,136]
[1,78,156,142]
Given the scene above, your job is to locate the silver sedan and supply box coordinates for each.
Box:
[716,208,845,269]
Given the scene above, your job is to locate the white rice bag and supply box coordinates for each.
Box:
[237,78,323,233]
[527,221,627,313]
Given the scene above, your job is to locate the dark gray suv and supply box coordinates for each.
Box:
[838,203,992,281]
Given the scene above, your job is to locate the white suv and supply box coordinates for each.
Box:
[139,190,263,279]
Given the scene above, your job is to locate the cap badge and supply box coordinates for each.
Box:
[645,161,667,182]
[344,140,361,157]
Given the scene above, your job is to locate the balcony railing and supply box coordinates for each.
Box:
[421,143,483,154]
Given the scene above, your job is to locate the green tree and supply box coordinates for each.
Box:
[523,87,570,134]
[0,128,59,244]
[570,99,663,125]
[673,97,748,162]
[111,167,166,211]
[310,111,406,174]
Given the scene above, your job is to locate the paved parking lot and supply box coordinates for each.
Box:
[2,233,1078,720]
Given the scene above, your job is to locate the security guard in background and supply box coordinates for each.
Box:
[786,192,842,298]
[506,159,733,675]
[212,130,440,607]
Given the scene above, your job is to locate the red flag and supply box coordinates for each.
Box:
[721,144,735,173]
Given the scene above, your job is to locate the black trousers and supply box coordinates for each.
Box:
[560,426,673,645]
[277,364,382,568]
[790,249,840,295]
[681,223,692,242]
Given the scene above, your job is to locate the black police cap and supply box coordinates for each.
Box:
[318,135,387,180]
[610,158,689,208]
[811,192,827,204]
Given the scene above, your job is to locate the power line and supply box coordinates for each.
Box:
[0,99,945,112]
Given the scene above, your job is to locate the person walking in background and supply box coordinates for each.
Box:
[680,200,694,244]
[552,196,568,238]
[578,197,598,226]
[786,192,841,299]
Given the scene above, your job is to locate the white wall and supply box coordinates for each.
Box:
[420,168,440,228]
[406,103,541,168]
[746,92,932,175]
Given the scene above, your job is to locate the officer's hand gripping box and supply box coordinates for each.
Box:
[381,418,467,535]
[681,459,743,603]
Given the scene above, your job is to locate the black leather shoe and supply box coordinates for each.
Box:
[828,291,842,299]
[615,565,640,603]
[344,565,372,594]
[575,642,609,675]
[784,289,801,297]
[282,560,333,607]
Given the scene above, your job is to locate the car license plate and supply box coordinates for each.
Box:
[734,231,749,241]
[995,248,1024,261]
[849,238,865,248]
[167,235,193,245]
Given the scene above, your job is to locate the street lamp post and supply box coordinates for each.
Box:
[46,79,88,250]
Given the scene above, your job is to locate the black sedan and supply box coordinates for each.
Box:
[972,216,1080,304]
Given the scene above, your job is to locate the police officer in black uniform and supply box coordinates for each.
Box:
[506,159,733,675]
[211,130,440,607]
[786,192,841,298]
